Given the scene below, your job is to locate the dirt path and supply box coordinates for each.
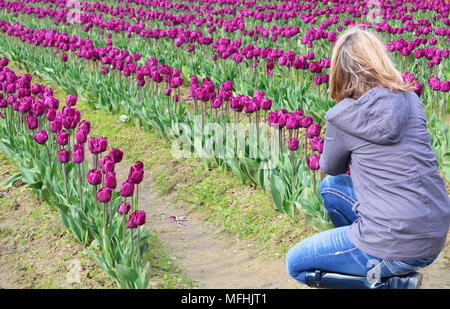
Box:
[114,164,302,289]
[115,163,450,289]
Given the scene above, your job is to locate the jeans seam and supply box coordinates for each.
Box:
[390,260,421,270]
[290,249,353,274]
[321,188,357,206]
[334,247,357,255]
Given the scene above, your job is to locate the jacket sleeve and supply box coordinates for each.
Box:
[319,121,351,176]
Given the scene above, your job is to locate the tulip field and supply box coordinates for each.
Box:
[0,0,449,289]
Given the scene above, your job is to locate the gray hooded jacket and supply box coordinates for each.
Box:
[320,87,450,260]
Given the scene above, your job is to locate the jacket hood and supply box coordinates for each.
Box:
[325,87,411,145]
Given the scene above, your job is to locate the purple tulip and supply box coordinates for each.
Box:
[222,81,233,91]
[117,201,131,215]
[109,148,124,163]
[127,210,146,229]
[288,138,299,151]
[310,136,324,154]
[120,180,134,197]
[0,57,9,67]
[286,114,299,130]
[56,130,70,146]
[127,213,138,229]
[300,116,314,128]
[72,143,84,164]
[261,98,272,110]
[75,128,88,144]
[58,149,70,163]
[27,116,38,130]
[46,108,56,121]
[440,80,450,92]
[34,130,48,144]
[88,136,108,154]
[128,166,144,184]
[97,187,112,203]
[104,172,117,189]
[306,122,322,138]
[86,169,102,186]
[49,118,62,133]
[134,161,144,170]
[211,97,223,108]
[102,159,115,174]
[307,155,321,170]
[78,120,91,133]
[134,210,146,226]
[66,94,77,106]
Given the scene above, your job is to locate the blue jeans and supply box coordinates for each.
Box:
[286,174,438,285]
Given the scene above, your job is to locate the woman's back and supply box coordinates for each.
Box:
[322,87,450,260]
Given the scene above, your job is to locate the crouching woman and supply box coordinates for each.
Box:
[285,28,450,289]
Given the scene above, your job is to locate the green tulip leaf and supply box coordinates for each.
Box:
[115,264,139,283]
[4,172,22,188]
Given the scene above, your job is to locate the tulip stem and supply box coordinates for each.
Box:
[136,184,139,212]
[45,144,51,168]
[278,128,282,155]
[63,164,69,202]
[194,97,198,115]
[77,164,83,213]
[94,186,99,212]
[256,110,260,149]
[138,226,142,263]
[122,197,127,248]
[109,201,112,226]
[167,96,172,123]
[291,151,294,194]
[304,132,308,163]
[103,202,106,236]
[130,229,134,255]
[313,170,316,195]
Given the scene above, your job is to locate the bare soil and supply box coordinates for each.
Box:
[0,154,115,289]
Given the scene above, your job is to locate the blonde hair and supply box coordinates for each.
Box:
[329,28,414,102]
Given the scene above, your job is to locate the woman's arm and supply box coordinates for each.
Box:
[319,121,351,176]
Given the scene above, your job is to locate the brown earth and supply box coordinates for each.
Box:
[0,154,116,289]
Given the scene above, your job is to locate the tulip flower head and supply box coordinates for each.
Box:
[118,201,131,215]
[128,166,144,184]
[109,148,124,163]
[34,130,48,144]
[97,187,112,203]
[104,172,117,189]
[307,155,321,170]
[58,149,70,163]
[86,169,102,186]
[306,122,322,138]
[288,138,300,151]
[72,143,84,163]
[56,130,70,146]
[120,180,134,197]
